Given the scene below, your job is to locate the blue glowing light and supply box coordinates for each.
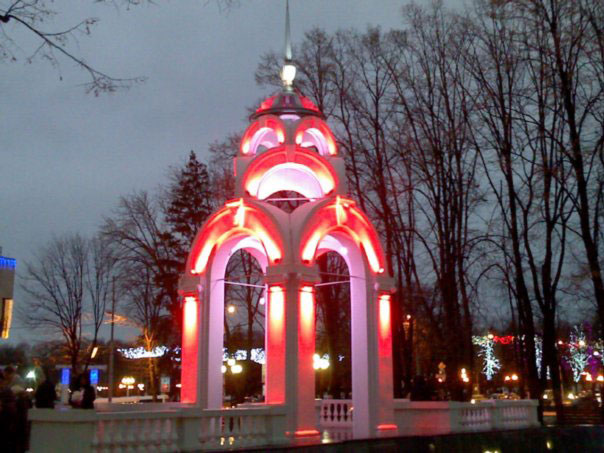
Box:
[61,368,70,386]
[0,257,16,270]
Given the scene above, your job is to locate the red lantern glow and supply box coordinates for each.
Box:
[187,200,284,275]
[300,198,386,273]
[181,296,199,403]
[266,285,285,404]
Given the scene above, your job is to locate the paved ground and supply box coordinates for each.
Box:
[239,426,604,452]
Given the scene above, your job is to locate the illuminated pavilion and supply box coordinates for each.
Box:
[177,6,396,439]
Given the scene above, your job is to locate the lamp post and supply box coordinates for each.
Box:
[120,376,135,397]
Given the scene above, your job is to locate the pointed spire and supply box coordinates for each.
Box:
[284,0,292,63]
[280,0,296,90]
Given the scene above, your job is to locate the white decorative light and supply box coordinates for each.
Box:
[472,335,500,380]
[281,64,296,87]
[313,353,330,370]
[569,326,589,382]
[118,346,168,359]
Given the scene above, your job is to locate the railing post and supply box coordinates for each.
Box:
[265,406,288,445]
[449,402,464,433]
[489,400,501,430]
[179,409,201,452]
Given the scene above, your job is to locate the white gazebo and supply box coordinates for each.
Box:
[178,33,397,438]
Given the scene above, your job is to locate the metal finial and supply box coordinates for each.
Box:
[284,0,292,62]
[280,0,296,90]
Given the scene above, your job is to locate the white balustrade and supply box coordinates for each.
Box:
[316,399,353,428]
[196,408,278,450]
[91,411,179,452]
[393,399,539,436]
[457,404,492,432]
[28,399,538,451]
[29,406,287,453]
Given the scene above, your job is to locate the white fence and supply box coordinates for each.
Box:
[393,399,540,436]
[316,399,353,428]
[28,399,539,451]
[28,406,287,453]
[316,398,538,436]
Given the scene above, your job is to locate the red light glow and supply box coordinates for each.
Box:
[242,146,337,199]
[299,95,320,112]
[188,200,283,275]
[299,198,386,273]
[181,296,199,403]
[297,285,316,429]
[240,116,285,156]
[294,429,320,437]
[294,117,337,156]
[377,424,397,430]
[266,286,285,404]
[379,294,391,343]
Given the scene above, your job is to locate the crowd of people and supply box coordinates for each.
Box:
[0,365,96,453]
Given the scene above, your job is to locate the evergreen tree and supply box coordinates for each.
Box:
[164,151,213,264]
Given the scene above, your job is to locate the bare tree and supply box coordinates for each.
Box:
[102,191,176,397]
[384,3,484,399]
[0,0,239,94]
[20,233,117,375]
[20,234,87,374]
[517,0,604,334]
[0,0,146,94]
[83,234,118,371]
[464,0,577,418]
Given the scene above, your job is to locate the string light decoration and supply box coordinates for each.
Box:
[535,336,543,377]
[569,326,590,382]
[472,335,501,380]
[118,346,169,359]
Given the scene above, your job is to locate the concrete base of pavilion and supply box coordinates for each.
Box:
[27,399,539,452]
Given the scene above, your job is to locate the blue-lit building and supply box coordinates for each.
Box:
[0,253,16,339]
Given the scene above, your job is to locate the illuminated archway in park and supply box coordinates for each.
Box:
[178,13,396,438]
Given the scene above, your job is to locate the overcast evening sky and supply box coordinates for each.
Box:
[1,0,461,344]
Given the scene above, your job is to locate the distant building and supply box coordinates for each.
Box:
[0,252,16,339]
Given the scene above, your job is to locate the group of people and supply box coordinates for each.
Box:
[0,366,33,453]
[0,365,96,452]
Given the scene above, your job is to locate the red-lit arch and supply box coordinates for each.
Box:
[185,199,285,275]
[294,117,337,156]
[241,146,338,199]
[298,197,386,274]
[240,115,286,156]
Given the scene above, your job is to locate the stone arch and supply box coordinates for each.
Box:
[241,147,339,200]
[240,115,286,156]
[294,117,338,156]
[296,197,387,275]
[185,199,287,275]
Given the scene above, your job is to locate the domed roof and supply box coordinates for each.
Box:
[251,91,324,120]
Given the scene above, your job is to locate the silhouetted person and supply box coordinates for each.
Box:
[410,375,428,401]
[78,374,96,410]
[0,370,18,452]
[34,368,57,409]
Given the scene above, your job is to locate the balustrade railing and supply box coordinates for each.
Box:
[28,399,538,451]
[92,412,179,452]
[393,399,539,436]
[316,399,353,428]
[29,406,287,453]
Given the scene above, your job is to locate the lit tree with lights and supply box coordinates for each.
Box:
[569,326,590,383]
[472,335,501,381]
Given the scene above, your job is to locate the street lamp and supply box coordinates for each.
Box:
[120,376,135,397]
[313,353,330,370]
